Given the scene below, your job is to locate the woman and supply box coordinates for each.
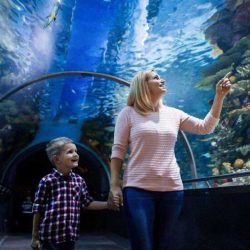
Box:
[109,69,231,250]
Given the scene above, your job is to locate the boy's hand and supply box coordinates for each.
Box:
[31,237,41,250]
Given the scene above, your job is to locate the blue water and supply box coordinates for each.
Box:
[0,0,229,179]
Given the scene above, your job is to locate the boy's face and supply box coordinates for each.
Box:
[54,143,79,170]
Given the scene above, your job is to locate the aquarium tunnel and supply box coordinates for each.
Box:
[0,0,250,249]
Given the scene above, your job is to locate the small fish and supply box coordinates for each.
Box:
[201,152,211,158]
[80,104,90,110]
[0,125,12,135]
[104,126,114,132]
[197,136,215,142]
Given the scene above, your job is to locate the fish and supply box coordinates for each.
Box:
[201,152,211,158]
[0,124,12,135]
[197,136,215,142]
[80,104,90,110]
[104,126,114,132]
[43,0,61,29]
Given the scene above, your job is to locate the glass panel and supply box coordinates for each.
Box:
[0,75,193,186]
[0,0,249,191]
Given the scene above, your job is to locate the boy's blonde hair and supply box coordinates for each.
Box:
[127,69,162,115]
[46,137,73,165]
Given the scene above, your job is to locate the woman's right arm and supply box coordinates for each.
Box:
[109,157,124,210]
[109,108,130,210]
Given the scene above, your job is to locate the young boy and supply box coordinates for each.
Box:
[31,137,109,250]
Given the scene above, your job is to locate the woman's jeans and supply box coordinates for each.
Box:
[123,187,184,250]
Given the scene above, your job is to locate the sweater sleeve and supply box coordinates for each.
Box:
[179,111,219,134]
[111,107,130,160]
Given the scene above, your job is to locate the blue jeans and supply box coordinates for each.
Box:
[41,241,75,250]
[123,187,184,250]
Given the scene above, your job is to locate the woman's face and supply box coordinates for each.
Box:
[146,71,166,99]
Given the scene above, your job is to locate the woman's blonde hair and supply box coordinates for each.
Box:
[127,69,162,115]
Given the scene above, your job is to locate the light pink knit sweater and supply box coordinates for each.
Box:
[111,105,219,191]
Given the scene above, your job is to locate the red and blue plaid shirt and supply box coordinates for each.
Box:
[33,168,93,243]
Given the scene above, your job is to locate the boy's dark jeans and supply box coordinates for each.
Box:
[41,241,75,250]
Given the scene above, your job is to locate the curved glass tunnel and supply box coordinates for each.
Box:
[0,0,250,248]
[0,72,194,233]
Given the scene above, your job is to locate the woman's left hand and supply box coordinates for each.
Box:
[216,72,232,98]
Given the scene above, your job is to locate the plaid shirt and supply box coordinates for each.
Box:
[33,169,93,243]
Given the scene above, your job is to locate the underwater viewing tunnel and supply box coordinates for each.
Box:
[0,0,250,249]
[0,71,197,234]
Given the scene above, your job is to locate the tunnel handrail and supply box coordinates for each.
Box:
[0,71,197,183]
[178,131,197,182]
[1,171,250,197]
[0,71,130,102]
[183,171,250,184]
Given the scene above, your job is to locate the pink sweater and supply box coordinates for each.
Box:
[111,105,219,191]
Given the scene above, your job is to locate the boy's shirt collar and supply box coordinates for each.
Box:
[52,168,73,181]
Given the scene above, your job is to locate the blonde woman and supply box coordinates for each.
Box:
[109,70,231,250]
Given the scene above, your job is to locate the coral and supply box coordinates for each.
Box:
[233,158,244,168]
[203,6,250,178]
[80,114,114,164]
[0,100,18,116]
[236,144,250,156]
[197,36,250,90]
[212,168,220,176]
[196,68,231,90]
[230,79,250,96]
[197,32,250,175]
[228,106,250,117]
[245,160,250,169]
[222,162,233,173]
[204,1,250,52]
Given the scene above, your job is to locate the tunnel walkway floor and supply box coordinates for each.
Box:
[0,233,130,250]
